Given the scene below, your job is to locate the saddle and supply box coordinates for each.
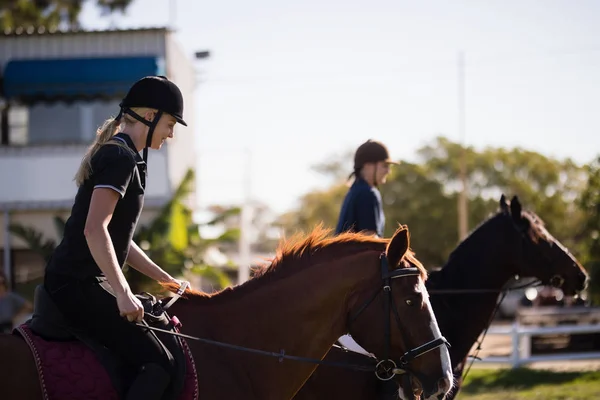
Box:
[17,284,194,400]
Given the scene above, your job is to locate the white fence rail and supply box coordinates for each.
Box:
[475,321,600,368]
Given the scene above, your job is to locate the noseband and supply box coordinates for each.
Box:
[348,253,449,382]
[510,215,565,289]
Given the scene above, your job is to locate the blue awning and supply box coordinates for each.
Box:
[3,56,164,101]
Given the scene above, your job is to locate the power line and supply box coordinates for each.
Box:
[197,46,600,85]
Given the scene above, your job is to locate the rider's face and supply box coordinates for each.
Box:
[147,113,177,150]
[375,161,391,184]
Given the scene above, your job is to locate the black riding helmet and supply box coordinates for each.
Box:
[117,75,186,167]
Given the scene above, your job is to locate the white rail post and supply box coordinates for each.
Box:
[510,320,520,368]
[519,327,532,365]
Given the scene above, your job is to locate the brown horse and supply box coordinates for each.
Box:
[295,195,589,400]
[0,225,452,400]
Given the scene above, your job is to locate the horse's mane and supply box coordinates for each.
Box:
[439,203,552,277]
[520,209,552,243]
[255,226,384,278]
[162,225,426,299]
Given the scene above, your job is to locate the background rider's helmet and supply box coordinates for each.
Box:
[353,139,398,171]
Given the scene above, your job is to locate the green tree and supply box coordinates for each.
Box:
[277,184,347,237]
[0,0,132,30]
[579,156,600,304]
[112,169,233,293]
[277,136,588,270]
[420,136,587,251]
[380,161,497,268]
[8,215,65,263]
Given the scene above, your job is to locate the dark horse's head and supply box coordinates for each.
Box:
[498,194,588,296]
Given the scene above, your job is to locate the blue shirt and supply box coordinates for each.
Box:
[335,177,385,237]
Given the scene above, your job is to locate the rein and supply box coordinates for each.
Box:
[426,212,559,384]
[347,254,449,382]
[428,279,544,295]
[136,322,377,373]
[428,278,543,384]
[138,253,448,384]
[457,277,543,382]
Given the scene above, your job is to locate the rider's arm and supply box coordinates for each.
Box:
[126,241,175,283]
[84,188,132,296]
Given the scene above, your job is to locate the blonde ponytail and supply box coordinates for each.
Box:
[74,116,122,186]
[74,107,158,186]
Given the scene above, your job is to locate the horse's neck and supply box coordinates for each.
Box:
[431,217,518,364]
[175,250,380,399]
[438,216,516,292]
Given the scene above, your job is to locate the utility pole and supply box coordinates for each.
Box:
[169,0,177,29]
[3,210,12,290]
[238,148,252,284]
[457,51,469,241]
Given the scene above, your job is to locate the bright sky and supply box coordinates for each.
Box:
[80,0,600,215]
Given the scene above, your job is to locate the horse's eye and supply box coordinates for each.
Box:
[405,299,414,306]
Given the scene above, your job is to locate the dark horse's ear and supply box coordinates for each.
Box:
[500,194,509,214]
[386,225,410,269]
[510,195,522,221]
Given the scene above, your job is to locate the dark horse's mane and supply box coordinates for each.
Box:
[451,207,549,259]
[430,206,550,288]
[162,226,426,301]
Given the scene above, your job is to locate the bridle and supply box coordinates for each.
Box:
[509,213,565,289]
[428,212,568,382]
[348,253,449,382]
[137,253,449,390]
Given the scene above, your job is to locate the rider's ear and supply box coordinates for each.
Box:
[386,225,409,268]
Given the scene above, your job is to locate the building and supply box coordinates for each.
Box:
[0,27,198,291]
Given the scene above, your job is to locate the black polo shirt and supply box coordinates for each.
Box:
[335,177,385,237]
[46,133,146,280]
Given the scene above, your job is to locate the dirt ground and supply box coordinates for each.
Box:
[470,322,600,371]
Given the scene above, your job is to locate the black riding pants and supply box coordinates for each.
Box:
[44,273,173,376]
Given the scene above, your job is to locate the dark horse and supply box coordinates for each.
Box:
[295,195,589,400]
[0,226,453,400]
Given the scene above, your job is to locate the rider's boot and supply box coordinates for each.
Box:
[126,363,171,400]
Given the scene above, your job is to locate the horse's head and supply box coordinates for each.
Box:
[500,194,589,296]
[347,226,452,400]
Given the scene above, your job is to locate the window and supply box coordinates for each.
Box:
[8,106,29,146]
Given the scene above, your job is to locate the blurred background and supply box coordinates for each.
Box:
[0,0,600,299]
[0,2,600,397]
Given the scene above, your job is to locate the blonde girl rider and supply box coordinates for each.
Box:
[44,76,188,400]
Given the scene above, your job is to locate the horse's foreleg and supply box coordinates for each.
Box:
[0,334,43,400]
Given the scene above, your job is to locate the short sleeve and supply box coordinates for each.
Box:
[354,189,379,233]
[91,145,136,198]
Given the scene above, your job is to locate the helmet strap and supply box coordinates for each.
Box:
[121,107,163,169]
[142,110,162,166]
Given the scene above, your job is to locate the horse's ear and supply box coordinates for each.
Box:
[386,225,409,269]
[510,195,522,220]
[500,194,509,213]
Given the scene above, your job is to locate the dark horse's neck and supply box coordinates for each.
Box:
[171,241,386,400]
[427,213,519,370]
